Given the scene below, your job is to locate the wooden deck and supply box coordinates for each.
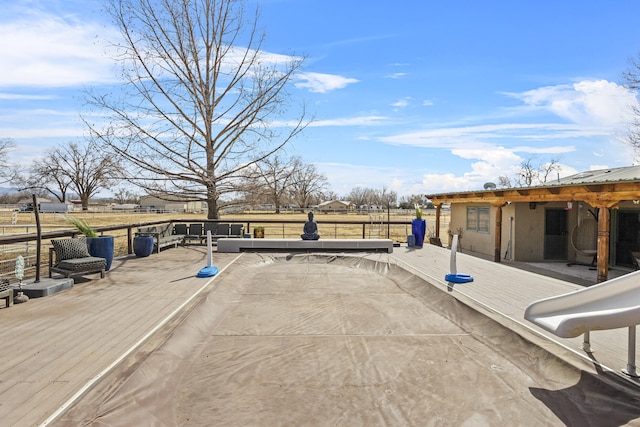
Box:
[389,245,640,382]
[0,244,637,425]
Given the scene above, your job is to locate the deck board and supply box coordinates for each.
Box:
[389,245,639,382]
[0,247,240,426]
[0,244,637,425]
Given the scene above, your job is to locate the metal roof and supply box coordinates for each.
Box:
[427,165,640,200]
[552,165,640,186]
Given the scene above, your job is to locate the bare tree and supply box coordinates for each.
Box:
[289,160,328,209]
[539,159,561,184]
[16,156,74,203]
[398,194,424,209]
[378,186,398,208]
[246,154,298,214]
[112,187,140,204]
[623,54,640,151]
[497,175,512,188]
[22,142,121,210]
[86,0,308,219]
[512,157,561,187]
[0,138,15,183]
[346,186,394,210]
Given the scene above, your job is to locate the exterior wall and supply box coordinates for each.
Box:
[448,202,495,257]
[451,201,579,262]
[318,201,350,212]
[448,197,640,265]
[512,202,546,261]
[140,195,204,212]
[139,196,165,209]
[511,201,581,262]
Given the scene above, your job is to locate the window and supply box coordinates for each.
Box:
[466,206,490,233]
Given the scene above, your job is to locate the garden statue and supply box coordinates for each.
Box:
[14,255,28,303]
[301,211,320,240]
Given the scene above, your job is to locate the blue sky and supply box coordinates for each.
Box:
[2,0,640,198]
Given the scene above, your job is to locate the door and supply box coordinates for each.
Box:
[544,209,568,260]
[615,211,640,267]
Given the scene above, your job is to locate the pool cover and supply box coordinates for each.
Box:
[58,253,640,426]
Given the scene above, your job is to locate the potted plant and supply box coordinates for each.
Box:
[67,217,115,271]
[412,204,426,248]
[253,226,265,238]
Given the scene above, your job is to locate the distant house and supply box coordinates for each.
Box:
[317,200,352,213]
[426,165,640,282]
[139,194,205,213]
[17,197,52,212]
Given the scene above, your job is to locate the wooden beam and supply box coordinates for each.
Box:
[435,204,441,241]
[494,204,503,263]
[597,207,610,283]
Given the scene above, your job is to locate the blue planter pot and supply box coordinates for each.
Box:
[411,219,426,248]
[88,236,114,271]
[134,235,154,258]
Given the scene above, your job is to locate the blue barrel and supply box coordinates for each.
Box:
[88,235,115,270]
[133,235,154,257]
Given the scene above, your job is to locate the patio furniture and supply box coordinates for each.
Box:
[0,279,13,308]
[214,223,230,238]
[184,223,204,244]
[49,238,106,279]
[136,223,185,253]
[173,223,188,235]
[230,224,244,237]
[203,222,218,239]
[569,217,597,267]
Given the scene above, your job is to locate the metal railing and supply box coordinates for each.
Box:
[0,218,421,282]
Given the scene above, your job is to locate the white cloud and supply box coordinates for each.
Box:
[422,99,434,106]
[391,97,411,108]
[0,93,57,100]
[507,80,638,127]
[294,72,359,93]
[0,10,119,87]
[307,115,388,127]
[378,123,591,149]
[386,72,406,79]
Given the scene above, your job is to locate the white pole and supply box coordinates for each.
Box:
[450,235,458,275]
[626,325,637,377]
[206,230,212,267]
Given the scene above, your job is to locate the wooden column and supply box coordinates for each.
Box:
[494,204,504,263]
[435,204,441,241]
[597,207,610,283]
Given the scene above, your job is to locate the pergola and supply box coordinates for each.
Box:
[427,180,640,282]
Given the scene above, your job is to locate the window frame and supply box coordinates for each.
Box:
[466,206,490,233]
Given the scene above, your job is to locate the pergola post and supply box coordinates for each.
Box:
[493,203,504,263]
[596,206,610,283]
[435,204,441,242]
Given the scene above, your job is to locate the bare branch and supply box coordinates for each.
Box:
[85,0,309,218]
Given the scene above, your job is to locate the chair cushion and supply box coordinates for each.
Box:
[51,238,91,261]
[57,257,106,271]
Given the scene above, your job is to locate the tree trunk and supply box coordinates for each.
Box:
[206,184,219,219]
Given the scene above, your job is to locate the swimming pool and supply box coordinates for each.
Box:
[58,253,640,426]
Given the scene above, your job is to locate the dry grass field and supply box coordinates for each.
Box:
[0,209,450,241]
